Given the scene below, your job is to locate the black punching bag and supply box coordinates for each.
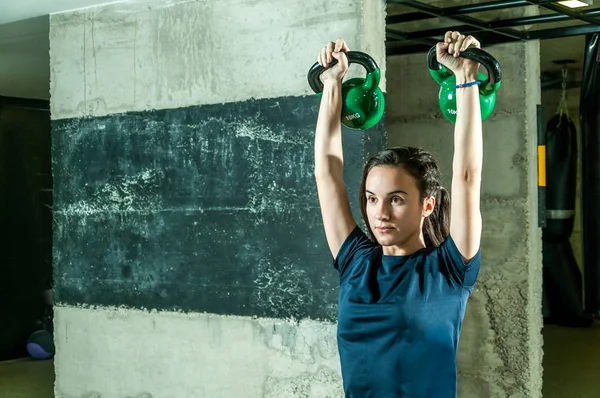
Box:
[544,113,577,240]
[580,33,600,318]
[542,111,590,327]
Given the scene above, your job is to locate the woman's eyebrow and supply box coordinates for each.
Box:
[365,189,408,196]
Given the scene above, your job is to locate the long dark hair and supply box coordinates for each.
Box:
[359,147,450,247]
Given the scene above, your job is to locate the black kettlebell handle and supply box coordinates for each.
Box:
[427,45,502,92]
[307,51,379,94]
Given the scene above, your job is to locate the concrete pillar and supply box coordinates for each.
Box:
[386,34,544,398]
[49,0,386,397]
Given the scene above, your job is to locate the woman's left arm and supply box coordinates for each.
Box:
[438,31,483,262]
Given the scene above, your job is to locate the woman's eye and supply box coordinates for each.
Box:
[367,196,376,203]
[391,196,404,204]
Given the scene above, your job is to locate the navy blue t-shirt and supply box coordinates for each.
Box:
[333,226,481,398]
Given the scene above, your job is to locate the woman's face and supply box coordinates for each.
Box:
[365,166,434,252]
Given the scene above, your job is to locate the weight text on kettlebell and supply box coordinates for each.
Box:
[346,113,361,121]
[447,109,457,115]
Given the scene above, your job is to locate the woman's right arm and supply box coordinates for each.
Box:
[314,39,357,259]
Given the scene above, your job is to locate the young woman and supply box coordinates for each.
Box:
[314,31,483,397]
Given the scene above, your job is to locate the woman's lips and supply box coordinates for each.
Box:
[376,226,394,233]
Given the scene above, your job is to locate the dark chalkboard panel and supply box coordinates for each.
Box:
[52,95,385,320]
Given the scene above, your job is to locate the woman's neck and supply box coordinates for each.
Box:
[381,234,426,256]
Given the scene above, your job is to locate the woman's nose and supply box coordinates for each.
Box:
[375,203,390,220]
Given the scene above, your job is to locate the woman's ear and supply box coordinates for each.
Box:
[422,196,436,217]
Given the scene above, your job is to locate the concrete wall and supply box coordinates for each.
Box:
[49,0,386,397]
[385,40,543,397]
[49,0,386,120]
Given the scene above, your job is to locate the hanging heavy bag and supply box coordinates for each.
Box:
[542,105,590,327]
[544,112,577,241]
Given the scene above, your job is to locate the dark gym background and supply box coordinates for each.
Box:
[1,1,600,397]
[0,97,52,361]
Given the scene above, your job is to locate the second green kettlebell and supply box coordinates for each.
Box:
[428,46,502,123]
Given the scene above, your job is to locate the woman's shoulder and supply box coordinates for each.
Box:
[334,225,379,275]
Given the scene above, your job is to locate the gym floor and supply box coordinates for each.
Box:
[0,356,54,397]
[542,322,600,398]
[1,324,598,397]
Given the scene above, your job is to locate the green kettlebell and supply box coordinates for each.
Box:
[308,51,385,131]
[428,45,502,123]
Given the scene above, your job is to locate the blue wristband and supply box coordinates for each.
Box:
[454,80,481,89]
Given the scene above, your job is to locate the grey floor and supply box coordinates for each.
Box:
[1,324,599,397]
